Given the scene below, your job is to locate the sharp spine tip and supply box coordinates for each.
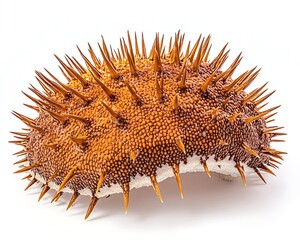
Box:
[200,159,211,178]
[125,81,142,103]
[173,94,180,111]
[242,143,260,158]
[254,167,267,184]
[175,137,186,154]
[235,162,246,186]
[38,185,50,201]
[101,101,118,119]
[244,106,280,124]
[99,44,119,79]
[43,142,57,150]
[13,158,29,165]
[178,65,187,89]
[150,175,163,203]
[201,68,218,92]
[65,113,90,124]
[52,164,80,202]
[66,191,79,210]
[22,174,32,180]
[89,71,115,99]
[153,49,163,72]
[123,38,137,76]
[122,183,130,213]
[14,164,38,174]
[260,164,276,176]
[70,136,87,146]
[219,140,228,145]
[96,171,105,193]
[85,196,99,220]
[43,108,67,124]
[24,178,38,191]
[51,192,63,203]
[47,172,58,183]
[228,113,241,121]
[172,164,184,198]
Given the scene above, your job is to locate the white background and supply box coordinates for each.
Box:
[0,0,299,239]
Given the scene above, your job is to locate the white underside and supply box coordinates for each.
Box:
[33,154,254,198]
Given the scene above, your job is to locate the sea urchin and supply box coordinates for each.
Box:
[10,31,286,219]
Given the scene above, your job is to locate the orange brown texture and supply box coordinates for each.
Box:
[10,31,286,219]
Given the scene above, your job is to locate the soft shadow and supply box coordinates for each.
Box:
[29,171,281,224]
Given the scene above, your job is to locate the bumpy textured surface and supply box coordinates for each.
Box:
[11,31,286,219]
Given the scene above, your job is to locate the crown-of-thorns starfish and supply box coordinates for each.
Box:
[10,30,286,219]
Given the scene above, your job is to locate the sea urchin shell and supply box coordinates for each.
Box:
[11,31,286,219]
